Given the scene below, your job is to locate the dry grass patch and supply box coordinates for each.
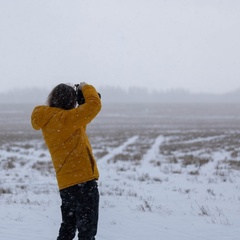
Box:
[32,161,54,175]
[180,155,210,167]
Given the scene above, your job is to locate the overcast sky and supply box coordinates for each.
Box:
[0,0,240,94]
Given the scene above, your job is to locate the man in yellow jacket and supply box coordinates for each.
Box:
[31,82,101,240]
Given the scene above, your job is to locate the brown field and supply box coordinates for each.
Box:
[1,103,240,174]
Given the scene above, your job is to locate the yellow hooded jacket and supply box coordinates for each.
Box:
[31,85,101,190]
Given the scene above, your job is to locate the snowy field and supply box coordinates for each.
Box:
[0,103,240,240]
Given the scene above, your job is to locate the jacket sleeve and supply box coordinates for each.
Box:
[67,84,101,128]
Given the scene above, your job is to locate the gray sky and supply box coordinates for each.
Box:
[0,0,240,93]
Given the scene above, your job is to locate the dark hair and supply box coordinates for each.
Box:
[47,83,76,110]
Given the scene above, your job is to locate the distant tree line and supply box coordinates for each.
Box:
[98,86,240,103]
[0,86,240,104]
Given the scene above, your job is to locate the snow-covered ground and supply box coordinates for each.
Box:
[0,103,240,240]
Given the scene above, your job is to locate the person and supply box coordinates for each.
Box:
[31,82,102,240]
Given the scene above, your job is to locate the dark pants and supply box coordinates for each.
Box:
[57,180,99,240]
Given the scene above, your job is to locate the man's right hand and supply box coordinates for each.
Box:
[79,82,87,89]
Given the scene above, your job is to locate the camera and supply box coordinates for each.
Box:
[75,84,101,105]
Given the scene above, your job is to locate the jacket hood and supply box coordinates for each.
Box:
[31,106,61,130]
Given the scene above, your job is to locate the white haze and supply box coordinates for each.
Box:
[0,0,240,94]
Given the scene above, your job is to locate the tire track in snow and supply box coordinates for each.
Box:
[141,135,165,169]
[97,135,139,165]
